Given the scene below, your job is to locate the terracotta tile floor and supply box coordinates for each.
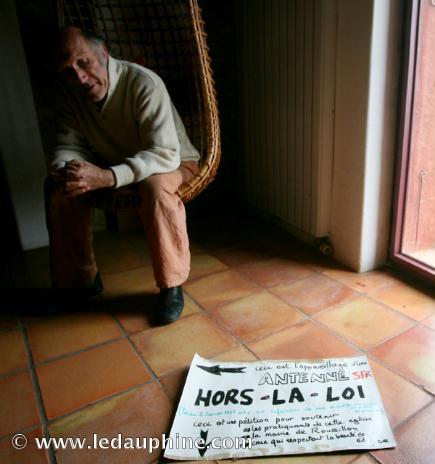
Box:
[0,213,434,464]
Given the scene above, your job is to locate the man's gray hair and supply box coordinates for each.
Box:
[80,30,108,65]
[81,30,105,49]
[55,27,108,66]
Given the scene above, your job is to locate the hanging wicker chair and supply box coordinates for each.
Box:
[56,0,220,209]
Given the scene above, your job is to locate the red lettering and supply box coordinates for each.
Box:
[352,371,372,380]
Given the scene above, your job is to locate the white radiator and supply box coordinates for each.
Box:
[239,0,337,239]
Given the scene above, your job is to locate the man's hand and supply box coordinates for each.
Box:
[57,160,116,197]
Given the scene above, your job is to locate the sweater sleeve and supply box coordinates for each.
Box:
[110,78,181,188]
[50,86,94,172]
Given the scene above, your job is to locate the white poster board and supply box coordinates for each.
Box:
[164,354,395,460]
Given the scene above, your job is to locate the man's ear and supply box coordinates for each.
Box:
[102,46,109,61]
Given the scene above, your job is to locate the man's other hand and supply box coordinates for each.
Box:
[61,160,116,197]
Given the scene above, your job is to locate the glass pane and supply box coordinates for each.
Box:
[401,0,435,270]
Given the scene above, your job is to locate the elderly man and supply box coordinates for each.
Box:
[45,26,200,323]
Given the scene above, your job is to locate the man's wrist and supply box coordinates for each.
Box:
[105,168,116,188]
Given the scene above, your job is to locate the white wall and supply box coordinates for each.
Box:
[330,0,402,271]
[0,0,48,249]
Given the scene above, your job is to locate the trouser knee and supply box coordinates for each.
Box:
[137,174,178,204]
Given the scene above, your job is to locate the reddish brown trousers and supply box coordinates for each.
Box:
[45,161,199,289]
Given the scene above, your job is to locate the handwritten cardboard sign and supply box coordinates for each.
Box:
[164,354,395,460]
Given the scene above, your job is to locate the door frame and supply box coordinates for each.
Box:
[390,0,434,285]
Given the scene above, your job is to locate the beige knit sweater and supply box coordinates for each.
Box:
[51,56,200,188]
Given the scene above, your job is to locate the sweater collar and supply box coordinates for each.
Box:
[106,56,122,102]
[96,56,123,112]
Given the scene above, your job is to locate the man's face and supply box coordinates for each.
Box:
[57,34,109,102]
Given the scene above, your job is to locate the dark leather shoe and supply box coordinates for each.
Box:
[157,286,184,324]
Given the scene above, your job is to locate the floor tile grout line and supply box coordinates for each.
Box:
[238,317,309,346]
[98,256,229,287]
[365,351,435,398]
[264,268,357,291]
[346,453,370,464]
[292,293,426,356]
[0,423,43,442]
[209,342,258,362]
[387,396,435,433]
[185,266,230,286]
[231,265,315,290]
[270,270,432,327]
[352,452,379,463]
[205,298,311,348]
[0,367,30,382]
[179,298,255,350]
[126,302,261,380]
[368,404,434,462]
[120,310,203,339]
[19,313,65,327]
[307,312,435,397]
[183,287,264,314]
[198,283,310,319]
[110,312,159,382]
[307,314,415,361]
[145,343,248,383]
[158,291,263,365]
[46,378,156,427]
[310,308,421,353]
[152,338,262,392]
[298,316,367,355]
[32,333,128,368]
[185,267,264,294]
[19,306,105,327]
[322,268,435,302]
[217,310,313,348]
[189,307,280,364]
[421,321,435,331]
[112,307,212,405]
[154,363,193,404]
[206,248,275,269]
[367,452,384,463]
[18,298,106,325]
[0,323,21,335]
[183,293,214,319]
[366,320,421,351]
[268,286,364,320]
[18,319,58,464]
[262,288,434,393]
[155,333,262,399]
[240,343,262,361]
[202,248,432,327]
[362,292,433,325]
[317,268,403,292]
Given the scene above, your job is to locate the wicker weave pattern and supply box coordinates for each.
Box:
[57,0,220,207]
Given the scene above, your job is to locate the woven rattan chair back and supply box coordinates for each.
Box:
[56,0,220,208]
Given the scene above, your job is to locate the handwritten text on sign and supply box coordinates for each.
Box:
[164,354,395,460]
